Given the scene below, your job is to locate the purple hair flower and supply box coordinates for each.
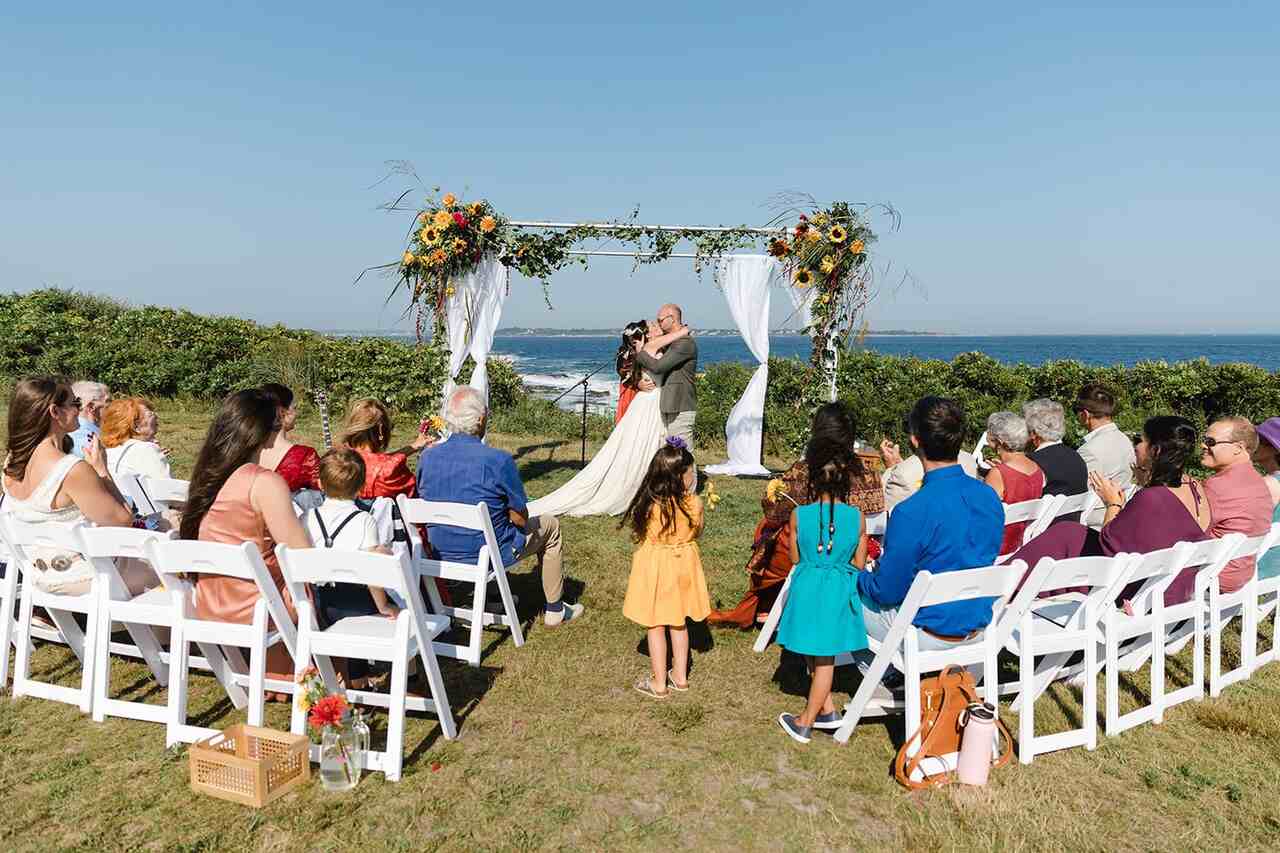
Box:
[665,436,690,452]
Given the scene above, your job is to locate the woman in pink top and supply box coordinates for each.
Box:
[179,389,313,692]
[983,411,1045,555]
[1201,416,1274,592]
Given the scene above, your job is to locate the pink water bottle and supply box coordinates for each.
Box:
[956,701,996,786]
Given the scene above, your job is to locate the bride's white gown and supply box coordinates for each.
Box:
[527,383,665,517]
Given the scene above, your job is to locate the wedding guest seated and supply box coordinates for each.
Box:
[708,403,883,629]
[303,448,399,689]
[2,377,135,596]
[180,389,313,693]
[417,386,584,627]
[1201,417,1273,593]
[68,380,111,458]
[1253,418,1280,580]
[857,397,1004,654]
[983,411,1045,555]
[339,398,431,500]
[1010,416,1210,605]
[101,396,171,485]
[880,414,978,513]
[258,383,321,493]
[1074,383,1135,527]
[1023,398,1088,498]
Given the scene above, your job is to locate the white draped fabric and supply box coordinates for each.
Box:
[705,255,778,477]
[441,256,509,403]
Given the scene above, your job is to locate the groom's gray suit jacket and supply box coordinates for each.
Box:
[635,336,698,415]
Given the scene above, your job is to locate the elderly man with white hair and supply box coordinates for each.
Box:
[415,386,584,627]
[1023,398,1088,500]
[68,380,111,458]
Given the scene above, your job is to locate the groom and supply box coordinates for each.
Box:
[635,302,698,450]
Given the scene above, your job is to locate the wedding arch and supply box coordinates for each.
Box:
[363,179,895,474]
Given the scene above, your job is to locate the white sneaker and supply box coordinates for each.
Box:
[544,602,584,627]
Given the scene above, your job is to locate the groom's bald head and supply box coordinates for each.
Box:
[657,303,683,331]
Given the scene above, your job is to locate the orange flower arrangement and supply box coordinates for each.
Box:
[480,215,497,233]
[441,192,457,208]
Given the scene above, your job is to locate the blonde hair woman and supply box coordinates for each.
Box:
[338,398,433,499]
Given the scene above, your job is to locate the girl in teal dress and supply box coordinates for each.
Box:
[776,409,870,743]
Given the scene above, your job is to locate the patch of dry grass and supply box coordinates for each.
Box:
[4,401,1280,851]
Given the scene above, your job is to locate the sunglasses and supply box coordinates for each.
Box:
[60,397,82,409]
[1202,436,1239,449]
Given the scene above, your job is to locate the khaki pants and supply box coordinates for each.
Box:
[662,410,696,451]
[515,514,564,604]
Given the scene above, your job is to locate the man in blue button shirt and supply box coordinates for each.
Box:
[68,380,111,458]
[858,396,1004,650]
[416,386,584,627]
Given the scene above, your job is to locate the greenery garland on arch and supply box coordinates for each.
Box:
[364,175,894,371]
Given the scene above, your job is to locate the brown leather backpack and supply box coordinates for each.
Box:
[894,665,1013,790]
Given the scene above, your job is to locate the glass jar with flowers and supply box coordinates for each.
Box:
[297,667,363,791]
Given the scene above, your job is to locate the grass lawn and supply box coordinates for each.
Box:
[3,399,1280,851]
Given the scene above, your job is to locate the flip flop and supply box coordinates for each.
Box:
[666,675,689,692]
[634,676,669,699]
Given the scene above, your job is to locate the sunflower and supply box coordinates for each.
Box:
[767,238,790,258]
[793,269,813,288]
[468,202,484,217]
[441,192,457,208]
[850,238,865,254]
[828,225,847,243]
[819,256,836,274]
[479,215,497,233]
[804,229,821,243]
[432,209,452,228]
[428,248,447,266]
[403,251,416,266]
[421,226,440,245]
[452,237,468,253]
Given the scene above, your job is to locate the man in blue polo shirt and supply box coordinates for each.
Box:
[416,386,584,627]
[858,396,1005,648]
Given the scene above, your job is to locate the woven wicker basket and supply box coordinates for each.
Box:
[189,724,310,807]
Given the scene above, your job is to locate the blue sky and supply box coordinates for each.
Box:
[4,2,1278,334]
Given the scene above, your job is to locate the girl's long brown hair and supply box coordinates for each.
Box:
[615,320,648,390]
[5,377,75,482]
[179,389,278,540]
[620,443,695,542]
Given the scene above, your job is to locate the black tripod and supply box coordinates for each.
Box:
[550,360,615,464]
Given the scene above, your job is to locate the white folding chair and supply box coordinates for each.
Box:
[1005,554,1135,763]
[278,544,457,780]
[752,510,888,655]
[146,538,330,745]
[1206,529,1279,696]
[832,564,1023,780]
[1048,491,1101,523]
[76,526,178,724]
[997,496,1064,562]
[1102,537,1236,736]
[1252,523,1280,669]
[129,475,189,515]
[397,496,524,666]
[1,517,101,712]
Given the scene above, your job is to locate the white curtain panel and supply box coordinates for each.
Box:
[441,256,509,404]
[705,255,778,477]
[784,276,816,331]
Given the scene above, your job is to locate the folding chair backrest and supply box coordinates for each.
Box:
[1257,523,1280,566]
[1226,530,1271,563]
[1004,497,1052,526]
[77,526,172,562]
[132,476,189,515]
[918,563,1021,614]
[147,539,296,650]
[2,516,85,557]
[1037,554,1130,594]
[277,545,414,604]
[865,512,886,537]
[397,496,504,569]
[1021,495,1066,543]
[1053,491,1100,519]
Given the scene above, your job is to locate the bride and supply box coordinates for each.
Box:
[528,320,690,517]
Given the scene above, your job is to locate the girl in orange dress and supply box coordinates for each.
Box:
[621,438,710,698]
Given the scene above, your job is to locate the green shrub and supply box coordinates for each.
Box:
[0,288,522,417]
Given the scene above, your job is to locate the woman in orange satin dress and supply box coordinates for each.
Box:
[180,389,314,693]
[337,398,431,499]
[708,404,884,629]
[614,320,649,424]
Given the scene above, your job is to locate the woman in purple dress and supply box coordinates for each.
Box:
[1011,415,1211,605]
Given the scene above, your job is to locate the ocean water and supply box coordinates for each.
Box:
[492,334,1280,411]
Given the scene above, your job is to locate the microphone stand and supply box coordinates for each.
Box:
[551,360,615,464]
